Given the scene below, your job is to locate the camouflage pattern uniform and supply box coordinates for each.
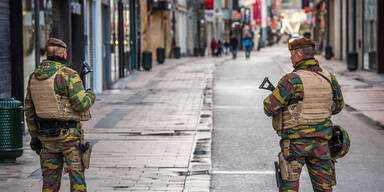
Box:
[25,57,95,192]
[263,59,344,192]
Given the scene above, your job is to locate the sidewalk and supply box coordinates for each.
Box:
[0,56,226,192]
[272,44,384,128]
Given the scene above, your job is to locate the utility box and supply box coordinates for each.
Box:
[142,51,152,71]
[0,98,24,162]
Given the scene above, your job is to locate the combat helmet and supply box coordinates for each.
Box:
[329,125,350,159]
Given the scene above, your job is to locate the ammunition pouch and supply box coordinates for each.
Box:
[278,152,303,182]
[272,112,283,136]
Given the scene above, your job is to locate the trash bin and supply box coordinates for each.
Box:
[124,51,130,71]
[325,46,333,60]
[369,51,376,70]
[347,52,358,71]
[0,98,24,162]
[200,47,205,57]
[156,47,165,64]
[193,47,200,57]
[174,47,181,58]
[142,50,152,71]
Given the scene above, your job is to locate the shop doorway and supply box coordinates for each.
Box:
[102,4,111,89]
[71,2,85,73]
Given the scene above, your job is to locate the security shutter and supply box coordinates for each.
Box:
[0,0,11,97]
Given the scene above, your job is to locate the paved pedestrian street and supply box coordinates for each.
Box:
[2,45,384,192]
[0,57,221,192]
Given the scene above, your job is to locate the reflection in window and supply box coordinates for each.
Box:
[23,0,36,93]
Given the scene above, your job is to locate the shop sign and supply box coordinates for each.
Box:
[71,1,82,15]
[206,0,213,10]
[232,11,242,20]
[282,0,301,10]
[222,9,232,20]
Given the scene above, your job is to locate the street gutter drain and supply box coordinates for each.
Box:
[113,186,130,189]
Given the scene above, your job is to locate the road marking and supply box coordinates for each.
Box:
[213,106,264,109]
[214,87,264,90]
[212,170,275,175]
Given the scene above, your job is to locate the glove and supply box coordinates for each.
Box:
[30,137,42,155]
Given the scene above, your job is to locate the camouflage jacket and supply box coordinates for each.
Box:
[263,59,344,140]
[25,56,96,140]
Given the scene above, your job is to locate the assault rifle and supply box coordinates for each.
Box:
[259,77,275,92]
[80,61,93,88]
[259,77,282,188]
[80,61,93,82]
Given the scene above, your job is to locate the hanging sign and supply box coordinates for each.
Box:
[253,1,261,25]
[232,11,242,20]
[205,10,215,22]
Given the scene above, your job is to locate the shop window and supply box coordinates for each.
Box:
[23,0,36,92]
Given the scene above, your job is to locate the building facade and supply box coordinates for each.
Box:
[315,0,383,73]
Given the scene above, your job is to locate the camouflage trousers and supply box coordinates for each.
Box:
[279,138,336,192]
[40,139,86,192]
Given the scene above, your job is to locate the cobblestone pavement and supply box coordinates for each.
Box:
[0,57,224,192]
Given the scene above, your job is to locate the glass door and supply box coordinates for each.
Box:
[363,0,377,70]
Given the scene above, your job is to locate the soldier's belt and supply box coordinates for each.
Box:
[37,118,78,129]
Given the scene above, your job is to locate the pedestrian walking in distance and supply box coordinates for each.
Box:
[210,38,217,57]
[217,40,223,56]
[243,33,252,59]
[263,38,350,192]
[223,41,229,55]
[230,34,238,59]
[25,38,96,192]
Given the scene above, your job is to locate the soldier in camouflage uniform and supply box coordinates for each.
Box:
[263,38,344,192]
[25,38,95,192]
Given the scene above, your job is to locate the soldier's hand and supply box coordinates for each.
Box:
[30,137,42,155]
[86,89,94,94]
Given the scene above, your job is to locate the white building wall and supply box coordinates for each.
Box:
[177,4,187,55]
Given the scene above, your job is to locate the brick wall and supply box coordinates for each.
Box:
[0,0,11,98]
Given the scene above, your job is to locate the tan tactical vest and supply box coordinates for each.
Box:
[272,70,333,135]
[30,69,91,121]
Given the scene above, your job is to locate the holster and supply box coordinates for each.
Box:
[64,150,83,173]
[278,152,303,182]
[81,142,92,169]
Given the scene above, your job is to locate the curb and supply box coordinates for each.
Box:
[183,71,214,192]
